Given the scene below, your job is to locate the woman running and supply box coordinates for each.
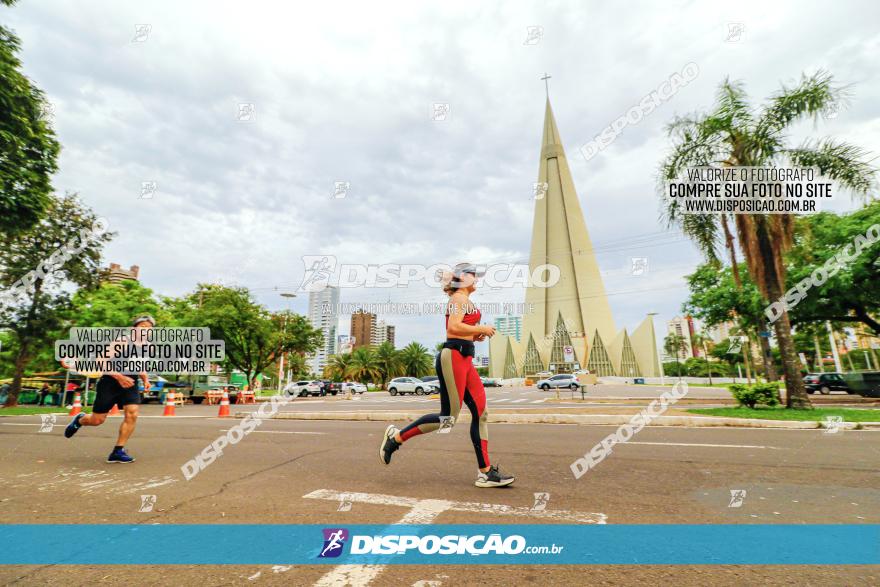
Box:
[379,263,515,487]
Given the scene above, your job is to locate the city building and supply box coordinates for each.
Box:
[100,263,140,284]
[494,315,522,342]
[307,286,339,375]
[666,316,696,360]
[383,324,395,347]
[349,312,395,348]
[855,324,880,350]
[350,310,376,350]
[708,321,735,345]
[488,97,660,379]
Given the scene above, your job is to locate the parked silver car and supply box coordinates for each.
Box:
[535,374,580,390]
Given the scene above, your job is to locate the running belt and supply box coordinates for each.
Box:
[441,338,475,357]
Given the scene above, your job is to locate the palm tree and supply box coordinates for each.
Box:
[399,342,433,377]
[325,352,354,381]
[287,352,309,380]
[663,334,688,379]
[348,346,381,385]
[660,71,876,408]
[374,341,403,385]
[689,332,711,385]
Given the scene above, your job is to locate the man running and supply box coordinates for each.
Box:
[64,315,154,463]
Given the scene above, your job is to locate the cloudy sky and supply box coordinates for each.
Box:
[7,0,880,350]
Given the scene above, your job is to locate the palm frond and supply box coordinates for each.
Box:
[784,138,877,198]
[713,78,753,129]
[680,213,722,263]
[754,70,845,152]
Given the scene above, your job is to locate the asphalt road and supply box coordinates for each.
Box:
[0,410,878,586]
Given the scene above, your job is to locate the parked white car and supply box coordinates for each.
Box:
[387,377,431,396]
[535,374,580,390]
[288,380,323,397]
[341,381,367,394]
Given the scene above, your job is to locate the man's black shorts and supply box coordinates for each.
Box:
[93,375,141,414]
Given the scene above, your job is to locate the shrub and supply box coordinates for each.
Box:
[728,382,780,408]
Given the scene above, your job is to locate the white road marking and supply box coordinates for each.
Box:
[625,441,779,449]
[510,399,529,403]
[530,399,545,404]
[306,489,604,586]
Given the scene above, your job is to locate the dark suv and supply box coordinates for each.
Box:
[803,373,850,394]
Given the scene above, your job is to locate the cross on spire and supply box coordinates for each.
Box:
[541,73,552,98]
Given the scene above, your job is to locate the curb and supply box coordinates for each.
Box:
[237,410,877,430]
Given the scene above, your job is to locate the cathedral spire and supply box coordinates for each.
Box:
[523,96,617,351]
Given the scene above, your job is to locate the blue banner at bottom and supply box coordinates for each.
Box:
[0,525,877,565]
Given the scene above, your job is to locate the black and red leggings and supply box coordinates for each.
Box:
[398,341,490,468]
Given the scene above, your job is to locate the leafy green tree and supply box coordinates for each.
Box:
[661,71,876,408]
[784,203,880,333]
[399,342,433,377]
[68,280,168,327]
[683,263,777,378]
[0,195,111,406]
[709,337,746,375]
[181,285,322,389]
[0,0,61,235]
[662,361,687,377]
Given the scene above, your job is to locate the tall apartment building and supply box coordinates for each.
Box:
[709,320,735,345]
[307,286,339,375]
[350,310,376,350]
[100,263,140,284]
[666,315,696,360]
[494,315,522,342]
[373,319,396,347]
[350,312,395,348]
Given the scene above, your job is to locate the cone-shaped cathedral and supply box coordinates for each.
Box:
[489,97,660,379]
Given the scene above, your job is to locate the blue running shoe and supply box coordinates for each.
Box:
[64,413,84,438]
[107,447,135,463]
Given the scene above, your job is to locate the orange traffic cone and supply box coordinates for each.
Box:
[162,391,176,416]
[108,404,120,416]
[68,392,82,416]
[217,391,230,418]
